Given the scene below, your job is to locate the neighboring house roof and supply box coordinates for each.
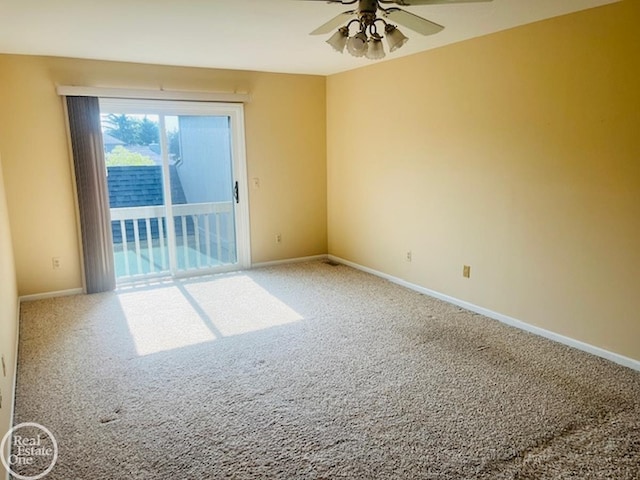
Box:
[107,165,188,243]
[107,165,186,208]
[102,133,125,146]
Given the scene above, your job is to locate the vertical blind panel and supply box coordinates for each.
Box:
[66,96,116,293]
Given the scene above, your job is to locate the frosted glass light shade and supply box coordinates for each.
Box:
[366,36,385,60]
[326,27,349,53]
[346,31,368,57]
[385,25,408,52]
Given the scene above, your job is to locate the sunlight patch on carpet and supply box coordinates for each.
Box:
[118,287,217,356]
[117,274,303,355]
[179,275,304,337]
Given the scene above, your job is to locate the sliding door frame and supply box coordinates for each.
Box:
[99,98,251,276]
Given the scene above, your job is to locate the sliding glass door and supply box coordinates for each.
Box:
[100,99,250,282]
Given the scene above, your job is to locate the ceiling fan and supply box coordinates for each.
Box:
[301,0,493,60]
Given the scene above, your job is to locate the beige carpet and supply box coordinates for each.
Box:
[13,261,640,479]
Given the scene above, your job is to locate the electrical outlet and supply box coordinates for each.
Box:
[406,251,412,262]
[463,265,471,278]
[52,257,61,270]
[275,234,282,244]
[252,177,260,189]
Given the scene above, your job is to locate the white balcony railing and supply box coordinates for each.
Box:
[110,201,236,280]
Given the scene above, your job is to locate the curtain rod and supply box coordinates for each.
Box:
[56,86,251,103]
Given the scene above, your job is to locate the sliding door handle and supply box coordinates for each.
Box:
[234,181,239,204]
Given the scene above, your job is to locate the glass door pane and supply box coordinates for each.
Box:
[101,113,171,280]
[166,115,237,272]
[100,98,249,283]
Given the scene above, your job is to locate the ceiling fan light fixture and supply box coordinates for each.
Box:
[366,34,385,60]
[313,0,494,61]
[384,24,408,53]
[346,31,368,57]
[326,27,349,53]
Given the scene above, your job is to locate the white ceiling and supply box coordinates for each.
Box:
[0,0,619,76]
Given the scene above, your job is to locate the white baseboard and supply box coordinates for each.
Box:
[19,288,84,303]
[10,298,19,422]
[328,255,640,372]
[3,298,20,480]
[251,254,328,269]
[9,297,19,439]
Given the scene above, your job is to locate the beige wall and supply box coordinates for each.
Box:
[0,56,327,295]
[0,154,18,462]
[0,2,638,369]
[327,1,640,360]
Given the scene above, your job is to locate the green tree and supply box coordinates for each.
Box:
[103,114,140,145]
[105,146,155,166]
[138,116,159,145]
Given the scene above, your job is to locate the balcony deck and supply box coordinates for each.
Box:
[110,201,236,282]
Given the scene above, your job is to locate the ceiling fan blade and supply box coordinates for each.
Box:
[310,10,356,35]
[385,0,492,5]
[382,8,444,36]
